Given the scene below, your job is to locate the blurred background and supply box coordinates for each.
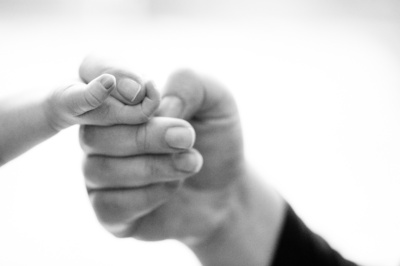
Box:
[1,0,400,265]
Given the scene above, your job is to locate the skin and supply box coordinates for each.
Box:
[80,59,286,266]
[0,68,158,167]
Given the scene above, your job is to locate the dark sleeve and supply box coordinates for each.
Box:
[271,205,358,266]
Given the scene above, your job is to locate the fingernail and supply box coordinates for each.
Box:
[173,152,203,173]
[165,127,195,149]
[117,78,142,102]
[100,74,116,90]
[159,96,183,118]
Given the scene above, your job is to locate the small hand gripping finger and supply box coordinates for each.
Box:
[79,56,146,106]
[138,80,161,119]
[48,74,117,130]
[76,79,160,126]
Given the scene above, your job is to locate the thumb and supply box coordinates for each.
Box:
[158,70,238,121]
[158,70,243,190]
[79,56,146,106]
[66,74,116,114]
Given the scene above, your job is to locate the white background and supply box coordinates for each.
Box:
[0,0,400,265]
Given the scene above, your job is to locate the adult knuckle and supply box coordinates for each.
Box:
[171,68,197,81]
[134,124,150,153]
[83,157,110,186]
[102,67,119,77]
[144,156,162,178]
[79,126,97,150]
[110,229,132,239]
[91,193,125,226]
[82,157,96,179]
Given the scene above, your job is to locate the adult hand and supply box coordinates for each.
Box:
[79,58,285,266]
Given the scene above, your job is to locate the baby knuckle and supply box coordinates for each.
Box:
[84,91,103,108]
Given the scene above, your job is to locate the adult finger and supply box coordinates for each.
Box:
[84,149,203,189]
[89,182,180,238]
[158,69,239,120]
[80,117,196,156]
[158,69,244,189]
[79,56,146,105]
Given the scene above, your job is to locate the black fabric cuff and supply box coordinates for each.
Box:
[271,205,358,266]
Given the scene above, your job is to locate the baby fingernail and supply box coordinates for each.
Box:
[100,74,116,90]
[165,127,195,149]
[117,78,142,102]
[173,152,203,173]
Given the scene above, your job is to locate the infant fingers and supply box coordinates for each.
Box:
[79,56,147,106]
[64,74,116,115]
[139,80,161,118]
[105,80,160,124]
[76,80,160,126]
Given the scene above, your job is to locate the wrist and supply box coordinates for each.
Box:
[42,89,70,133]
[187,166,286,266]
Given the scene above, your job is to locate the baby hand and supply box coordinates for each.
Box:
[45,74,160,131]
